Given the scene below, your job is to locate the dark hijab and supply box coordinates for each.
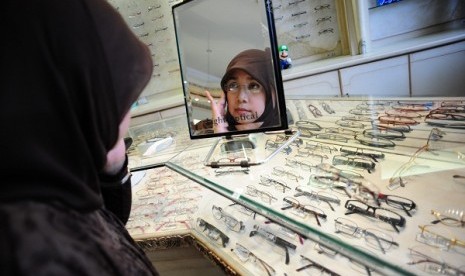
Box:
[0,0,152,212]
[220,48,280,131]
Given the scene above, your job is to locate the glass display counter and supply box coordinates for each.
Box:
[127,97,465,276]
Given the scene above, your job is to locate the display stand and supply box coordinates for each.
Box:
[204,130,301,168]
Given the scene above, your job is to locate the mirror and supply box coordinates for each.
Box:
[172,0,288,139]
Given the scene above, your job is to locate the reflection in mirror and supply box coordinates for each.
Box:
[172,0,287,139]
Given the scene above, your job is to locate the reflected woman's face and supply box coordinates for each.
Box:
[224,70,266,126]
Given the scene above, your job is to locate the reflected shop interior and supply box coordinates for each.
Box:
[111,0,465,275]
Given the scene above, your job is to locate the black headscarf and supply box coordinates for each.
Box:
[0,0,152,212]
[220,48,279,131]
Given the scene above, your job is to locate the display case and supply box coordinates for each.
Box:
[126,97,465,276]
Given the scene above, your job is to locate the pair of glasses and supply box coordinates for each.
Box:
[224,81,262,94]
[334,217,399,254]
[196,218,229,247]
[407,247,465,275]
[385,109,423,118]
[228,202,257,219]
[296,148,328,163]
[320,102,335,114]
[214,167,250,176]
[307,104,322,117]
[417,225,465,252]
[246,185,277,204]
[362,128,406,140]
[265,140,292,155]
[431,209,464,227]
[349,108,379,116]
[340,146,385,162]
[335,119,365,129]
[354,134,396,148]
[344,200,406,232]
[332,155,376,173]
[297,255,340,274]
[295,120,322,131]
[232,243,275,276]
[249,225,297,265]
[308,174,356,198]
[295,186,340,211]
[305,142,339,154]
[342,114,373,122]
[371,120,412,133]
[211,205,245,232]
[425,112,465,121]
[315,133,349,143]
[378,115,419,126]
[272,166,303,181]
[259,175,291,192]
[282,197,327,226]
[285,157,315,171]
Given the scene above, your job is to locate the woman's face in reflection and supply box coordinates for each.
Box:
[225,70,266,126]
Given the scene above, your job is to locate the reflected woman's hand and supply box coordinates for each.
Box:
[205,90,228,133]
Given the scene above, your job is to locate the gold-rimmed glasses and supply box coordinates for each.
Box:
[417,225,465,251]
[431,209,465,227]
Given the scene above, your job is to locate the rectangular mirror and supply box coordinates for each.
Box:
[172,0,288,139]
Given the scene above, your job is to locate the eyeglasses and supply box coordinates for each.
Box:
[295,120,322,131]
[349,108,379,116]
[272,166,303,182]
[315,133,349,143]
[425,112,465,121]
[249,225,297,265]
[232,243,275,276]
[334,217,398,254]
[296,255,340,274]
[211,205,244,232]
[344,200,405,232]
[320,101,335,114]
[357,186,416,217]
[362,128,406,140]
[335,119,365,129]
[285,157,315,171]
[385,109,423,118]
[282,197,327,226]
[259,175,291,192]
[308,174,357,198]
[332,155,376,173]
[354,134,396,148]
[416,225,465,252]
[407,247,465,275]
[315,163,365,181]
[431,209,464,227]
[224,81,262,94]
[296,148,328,163]
[196,218,229,247]
[378,115,419,126]
[265,140,292,155]
[214,167,250,176]
[295,186,340,211]
[305,142,339,154]
[246,185,277,204]
[228,202,257,219]
[340,146,385,162]
[307,104,323,117]
[341,114,373,122]
[324,127,359,137]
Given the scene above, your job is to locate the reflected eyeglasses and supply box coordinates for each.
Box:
[224,81,262,94]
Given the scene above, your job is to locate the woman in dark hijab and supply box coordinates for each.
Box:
[206,48,280,133]
[0,0,158,275]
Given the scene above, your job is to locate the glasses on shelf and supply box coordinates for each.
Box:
[378,115,419,126]
[265,139,292,155]
[354,134,396,148]
[214,167,250,176]
[333,155,376,173]
[308,174,357,198]
[232,243,276,276]
[349,108,379,116]
[196,218,229,247]
[335,119,365,129]
[320,101,335,114]
[362,128,406,140]
[334,217,398,254]
[246,185,277,204]
[272,166,304,182]
[416,225,465,252]
[297,255,340,274]
[285,157,315,171]
[315,133,349,143]
[296,148,328,163]
[249,225,297,265]
[371,120,412,133]
[324,127,359,137]
[344,200,406,233]
[295,186,340,211]
[340,146,385,162]
[307,104,323,118]
[342,114,373,122]
[295,120,322,131]
[281,197,327,226]
[407,247,465,275]
[431,209,464,227]
[315,163,365,181]
[211,205,245,232]
[228,202,257,219]
[425,112,465,121]
[305,142,339,154]
[259,175,291,193]
[385,109,423,118]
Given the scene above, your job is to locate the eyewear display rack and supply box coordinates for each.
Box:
[127,97,465,276]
